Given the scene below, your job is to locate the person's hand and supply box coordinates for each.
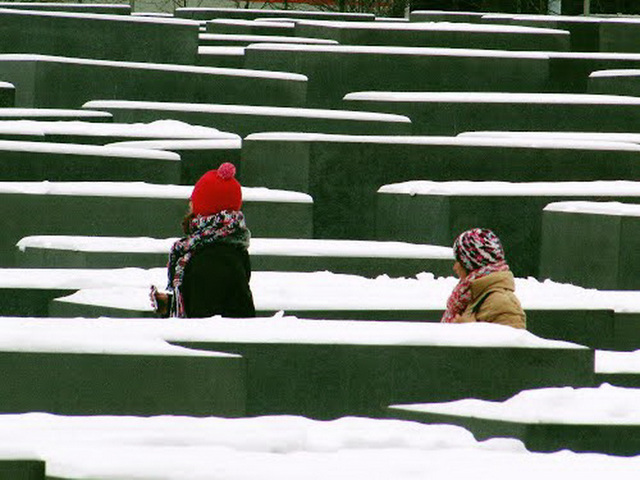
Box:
[150,286,170,317]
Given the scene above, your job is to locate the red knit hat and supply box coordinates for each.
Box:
[190,163,242,216]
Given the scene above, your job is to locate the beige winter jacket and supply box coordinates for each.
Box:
[454,270,526,329]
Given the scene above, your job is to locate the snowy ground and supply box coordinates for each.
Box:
[1,410,639,479]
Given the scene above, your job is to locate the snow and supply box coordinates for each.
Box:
[17,236,454,259]
[5,413,594,480]
[0,54,308,82]
[82,100,411,122]
[0,139,180,161]
[198,46,246,56]
[245,132,640,151]
[296,19,569,35]
[245,43,550,59]
[390,384,640,425]
[15,268,639,313]
[589,69,640,78]
[596,350,640,374]
[458,131,640,144]
[0,181,312,203]
[344,91,640,105]
[106,139,242,150]
[207,18,296,28]
[544,201,640,218]
[0,81,13,88]
[199,33,339,44]
[0,315,581,350]
[0,119,236,139]
[378,180,640,197]
[0,108,111,119]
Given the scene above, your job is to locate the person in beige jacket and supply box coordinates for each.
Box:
[441,228,526,329]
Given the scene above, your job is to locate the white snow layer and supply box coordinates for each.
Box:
[245,42,550,59]
[0,53,308,81]
[295,19,569,35]
[0,181,312,203]
[199,32,339,44]
[544,201,640,218]
[0,315,580,350]
[458,131,640,144]
[390,383,640,425]
[9,412,633,480]
[244,132,640,152]
[106,139,242,150]
[9,267,639,313]
[16,236,454,259]
[343,91,640,105]
[82,99,411,122]
[378,180,640,197]
[0,119,238,139]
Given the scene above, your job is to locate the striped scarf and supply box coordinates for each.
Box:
[167,210,250,317]
[441,260,509,323]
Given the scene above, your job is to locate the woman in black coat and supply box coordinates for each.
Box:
[151,163,255,318]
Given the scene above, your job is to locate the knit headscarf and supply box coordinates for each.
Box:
[441,228,509,323]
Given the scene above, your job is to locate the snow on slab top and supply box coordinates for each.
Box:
[245,132,640,152]
[5,313,580,350]
[82,100,410,123]
[200,33,339,44]
[0,81,13,88]
[344,91,640,105]
[47,268,640,313]
[106,138,242,150]
[544,201,640,218]
[459,131,640,144]
[0,119,235,139]
[296,19,569,35]
[378,180,640,197]
[16,236,454,259]
[506,14,602,24]
[0,54,308,82]
[0,108,112,119]
[0,7,198,26]
[0,317,233,357]
[390,384,640,425]
[0,181,312,203]
[208,18,295,27]
[0,140,180,161]
[245,43,550,59]
[198,46,246,56]
[590,69,640,78]
[596,350,640,374]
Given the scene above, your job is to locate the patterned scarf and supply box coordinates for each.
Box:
[441,260,509,323]
[167,210,250,317]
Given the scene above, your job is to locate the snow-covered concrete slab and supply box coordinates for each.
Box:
[0,314,245,416]
[198,32,338,46]
[205,18,296,36]
[0,108,112,122]
[0,138,181,183]
[243,43,550,108]
[0,54,307,108]
[589,69,640,97]
[0,8,199,64]
[0,314,594,418]
[295,19,570,51]
[1,411,640,480]
[15,235,453,278]
[540,201,640,291]
[0,182,313,267]
[458,130,640,144]
[389,383,640,455]
[197,45,245,68]
[82,99,411,137]
[343,91,640,135]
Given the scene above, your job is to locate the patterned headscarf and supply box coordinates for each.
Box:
[442,228,509,323]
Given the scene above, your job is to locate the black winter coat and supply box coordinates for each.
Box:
[180,243,255,318]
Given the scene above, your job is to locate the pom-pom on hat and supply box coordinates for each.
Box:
[190,162,242,216]
[453,228,505,272]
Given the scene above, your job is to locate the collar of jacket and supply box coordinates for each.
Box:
[468,270,515,312]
